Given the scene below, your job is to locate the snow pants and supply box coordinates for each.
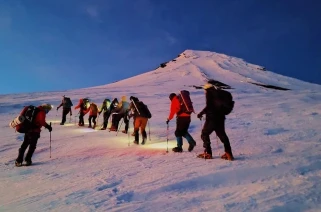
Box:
[16,132,40,163]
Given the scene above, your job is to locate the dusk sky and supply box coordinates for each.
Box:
[0,0,320,94]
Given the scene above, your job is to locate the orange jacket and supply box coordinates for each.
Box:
[84,103,98,116]
[20,106,48,133]
[167,96,190,121]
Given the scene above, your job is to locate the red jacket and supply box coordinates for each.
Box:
[20,106,48,133]
[167,96,190,121]
[75,99,88,115]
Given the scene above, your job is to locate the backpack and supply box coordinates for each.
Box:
[82,98,90,109]
[215,89,234,115]
[110,98,119,112]
[14,105,39,133]
[90,103,98,114]
[102,99,111,111]
[132,101,152,119]
[63,97,73,108]
[177,90,194,114]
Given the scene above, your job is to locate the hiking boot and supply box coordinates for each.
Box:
[197,152,213,159]
[15,160,22,167]
[172,147,183,152]
[221,152,234,161]
[188,141,196,152]
[131,132,135,136]
[60,123,64,125]
[100,127,106,130]
[25,160,32,166]
[122,130,127,134]
[109,127,117,131]
[141,138,146,145]
[88,125,92,128]
[93,124,96,129]
[133,140,139,144]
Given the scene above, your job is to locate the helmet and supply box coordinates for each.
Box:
[169,93,176,100]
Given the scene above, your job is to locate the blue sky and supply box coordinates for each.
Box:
[0,0,320,94]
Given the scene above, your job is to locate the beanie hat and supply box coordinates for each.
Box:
[130,96,139,102]
[41,103,53,114]
[169,93,176,100]
[203,83,216,90]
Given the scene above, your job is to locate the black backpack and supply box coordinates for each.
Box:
[16,105,39,133]
[63,97,73,108]
[216,89,234,115]
[133,101,152,118]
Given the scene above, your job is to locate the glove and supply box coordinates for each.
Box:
[56,107,59,111]
[197,113,203,120]
[166,119,169,125]
[45,124,52,132]
[99,111,101,115]
[70,113,72,116]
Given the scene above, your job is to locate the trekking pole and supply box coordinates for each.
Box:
[199,117,206,160]
[55,110,58,125]
[116,118,124,136]
[166,123,169,153]
[97,114,100,129]
[148,120,151,141]
[216,135,220,156]
[127,121,130,146]
[50,122,52,158]
[75,112,79,125]
[131,100,140,115]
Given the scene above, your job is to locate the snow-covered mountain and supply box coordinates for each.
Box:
[1,50,321,212]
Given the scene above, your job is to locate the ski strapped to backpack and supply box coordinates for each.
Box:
[130,99,152,119]
[177,90,195,114]
[9,105,40,133]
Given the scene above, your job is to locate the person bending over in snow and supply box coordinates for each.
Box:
[15,104,53,167]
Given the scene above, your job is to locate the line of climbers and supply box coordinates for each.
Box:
[58,95,152,145]
[56,83,234,160]
[10,82,235,166]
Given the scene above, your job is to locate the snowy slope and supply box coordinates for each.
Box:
[1,50,321,212]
